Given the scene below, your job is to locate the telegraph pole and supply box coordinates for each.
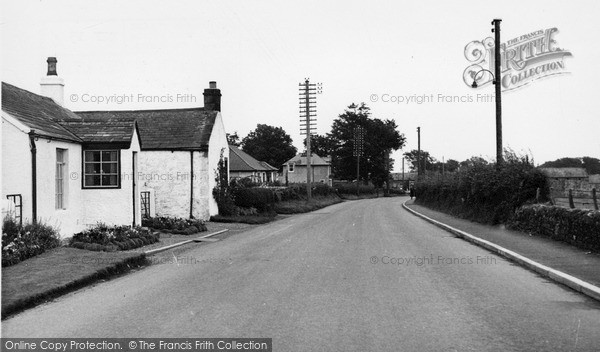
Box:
[417,127,421,178]
[299,79,319,201]
[354,126,365,196]
[492,19,503,166]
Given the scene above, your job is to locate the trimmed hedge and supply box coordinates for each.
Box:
[508,205,600,252]
[414,154,548,224]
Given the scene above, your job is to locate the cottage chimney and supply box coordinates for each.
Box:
[40,57,65,106]
[203,81,221,111]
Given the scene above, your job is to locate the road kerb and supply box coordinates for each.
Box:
[144,229,229,256]
[402,201,600,302]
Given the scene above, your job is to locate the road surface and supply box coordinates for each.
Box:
[3,197,600,351]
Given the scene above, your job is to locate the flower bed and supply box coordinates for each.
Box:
[2,217,61,267]
[141,216,207,235]
[70,224,159,252]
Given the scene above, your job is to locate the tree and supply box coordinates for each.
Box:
[226,132,241,146]
[241,124,297,170]
[403,149,435,172]
[303,134,336,158]
[540,156,600,175]
[328,103,406,184]
[460,156,489,170]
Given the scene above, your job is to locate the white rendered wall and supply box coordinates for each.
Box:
[207,112,229,216]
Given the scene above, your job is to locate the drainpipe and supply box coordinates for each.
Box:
[190,151,194,218]
[28,131,38,224]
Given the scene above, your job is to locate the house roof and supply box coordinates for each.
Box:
[1,82,82,142]
[285,153,330,166]
[539,167,588,178]
[75,109,216,150]
[229,145,277,172]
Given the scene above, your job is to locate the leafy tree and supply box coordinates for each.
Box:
[241,124,297,170]
[540,157,583,168]
[328,103,405,184]
[540,156,600,175]
[303,134,336,158]
[226,132,241,146]
[460,156,489,170]
[403,149,435,172]
[445,159,460,173]
[582,157,600,175]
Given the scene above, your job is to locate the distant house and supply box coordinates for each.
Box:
[283,152,331,185]
[389,171,418,189]
[229,145,278,183]
[1,58,141,237]
[76,82,228,220]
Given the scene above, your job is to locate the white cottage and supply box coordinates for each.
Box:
[1,58,141,237]
[76,82,228,220]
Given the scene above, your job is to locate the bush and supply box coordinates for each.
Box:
[508,205,600,252]
[70,224,159,251]
[233,187,277,212]
[142,216,207,234]
[2,217,61,267]
[414,152,548,224]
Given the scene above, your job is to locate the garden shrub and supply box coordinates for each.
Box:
[70,224,159,252]
[2,217,61,267]
[508,205,600,252]
[142,216,207,234]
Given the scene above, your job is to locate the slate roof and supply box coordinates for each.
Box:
[229,145,278,172]
[284,153,330,166]
[539,167,588,178]
[75,109,216,150]
[1,82,82,142]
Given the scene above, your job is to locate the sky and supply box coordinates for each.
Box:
[2,0,599,171]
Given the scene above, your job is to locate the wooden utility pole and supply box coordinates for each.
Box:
[493,19,503,166]
[417,127,421,178]
[299,79,319,201]
[354,126,365,196]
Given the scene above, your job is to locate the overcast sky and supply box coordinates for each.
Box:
[2,0,599,170]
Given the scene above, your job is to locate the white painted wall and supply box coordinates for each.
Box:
[35,138,84,235]
[207,112,229,216]
[2,113,86,237]
[80,127,141,229]
[138,150,193,219]
[2,115,33,223]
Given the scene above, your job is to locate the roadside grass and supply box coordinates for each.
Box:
[1,247,148,319]
[210,214,278,224]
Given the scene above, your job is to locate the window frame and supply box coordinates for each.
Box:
[56,149,67,209]
[288,162,295,173]
[82,149,122,189]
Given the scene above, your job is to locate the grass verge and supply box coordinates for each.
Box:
[1,247,149,320]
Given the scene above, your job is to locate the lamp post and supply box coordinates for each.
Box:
[471,19,503,166]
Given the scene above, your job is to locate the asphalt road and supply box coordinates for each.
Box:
[3,197,600,351]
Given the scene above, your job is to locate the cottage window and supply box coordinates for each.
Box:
[56,149,67,209]
[289,163,295,172]
[83,150,120,188]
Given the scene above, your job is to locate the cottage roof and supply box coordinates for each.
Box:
[1,82,82,142]
[75,109,216,150]
[229,145,277,172]
[539,167,588,178]
[285,153,330,166]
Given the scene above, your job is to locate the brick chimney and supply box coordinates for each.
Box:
[203,81,221,111]
[40,57,65,106]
